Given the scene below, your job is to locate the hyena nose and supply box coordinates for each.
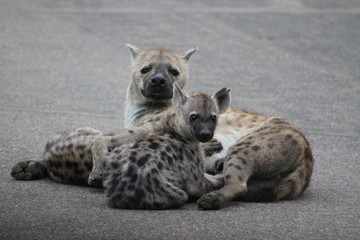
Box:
[150,74,167,87]
[198,130,213,143]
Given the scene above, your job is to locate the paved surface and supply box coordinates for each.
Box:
[1,0,359,239]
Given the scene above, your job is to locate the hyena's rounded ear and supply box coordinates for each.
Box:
[126,43,142,59]
[172,83,189,107]
[212,88,231,114]
[181,47,198,62]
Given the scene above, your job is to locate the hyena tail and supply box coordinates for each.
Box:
[11,160,49,181]
[241,146,314,202]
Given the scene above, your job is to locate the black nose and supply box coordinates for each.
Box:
[150,74,167,87]
[198,131,213,142]
[215,158,224,173]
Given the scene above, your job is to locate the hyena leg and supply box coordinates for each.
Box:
[187,173,225,199]
[197,161,250,210]
[88,127,151,186]
[11,160,49,180]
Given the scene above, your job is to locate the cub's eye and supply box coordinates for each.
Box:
[189,113,198,122]
[140,67,151,74]
[170,69,179,77]
[211,115,217,123]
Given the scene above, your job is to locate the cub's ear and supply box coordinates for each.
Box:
[212,88,231,114]
[181,47,198,62]
[126,44,142,59]
[172,82,189,107]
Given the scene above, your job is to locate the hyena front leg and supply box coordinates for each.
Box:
[11,160,49,180]
[197,155,250,210]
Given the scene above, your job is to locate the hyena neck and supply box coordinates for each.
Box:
[124,80,173,128]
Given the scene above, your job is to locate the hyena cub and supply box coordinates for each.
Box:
[103,83,230,209]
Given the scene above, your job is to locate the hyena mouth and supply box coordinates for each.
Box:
[141,82,173,100]
[141,88,173,100]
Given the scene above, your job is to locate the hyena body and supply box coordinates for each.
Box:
[103,84,230,209]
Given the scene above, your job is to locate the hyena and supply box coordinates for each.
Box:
[103,83,230,209]
[10,45,200,187]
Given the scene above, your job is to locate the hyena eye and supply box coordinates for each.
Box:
[189,113,198,123]
[170,69,179,77]
[140,67,151,74]
[211,114,217,123]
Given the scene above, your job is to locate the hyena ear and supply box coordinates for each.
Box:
[181,47,198,62]
[172,82,189,107]
[212,88,231,114]
[126,43,142,59]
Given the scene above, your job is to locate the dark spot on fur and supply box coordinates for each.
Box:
[243,151,249,155]
[130,173,138,183]
[111,161,119,169]
[73,162,79,169]
[234,165,242,170]
[135,188,145,202]
[165,146,171,152]
[126,165,135,177]
[231,150,239,155]
[267,143,275,149]
[292,139,298,145]
[149,142,160,150]
[252,145,261,151]
[79,153,85,159]
[131,143,139,149]
[76,145,86,151]
[137,154,150,167]
[225,174,231,179]
[74,168,84,175]
[157,162,163,170]
[240,157,247,165]
[128,130,134,134]
[151,168,159,174]
[238,176,243,182]
[129,155,136,163]
[285,134,292,140]
[227,163,234,167]
[128,185,135,191]
[65,161,73,169]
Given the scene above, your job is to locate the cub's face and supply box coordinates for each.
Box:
[128,45,197,102]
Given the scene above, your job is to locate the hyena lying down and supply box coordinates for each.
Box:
[103,84,230,209]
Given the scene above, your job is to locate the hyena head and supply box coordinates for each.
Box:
[127,44,197,101]
[172,83,230,143]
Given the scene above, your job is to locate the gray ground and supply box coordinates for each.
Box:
[1,0,359,239]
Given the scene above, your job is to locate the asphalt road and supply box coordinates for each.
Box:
[1,0,359,239]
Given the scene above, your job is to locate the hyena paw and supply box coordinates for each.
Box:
[11,161,46,180]
[202,139,223,157]
[197,192,224,210]
[88,169,103,187]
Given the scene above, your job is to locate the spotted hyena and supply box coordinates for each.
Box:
[102,83,230,209]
